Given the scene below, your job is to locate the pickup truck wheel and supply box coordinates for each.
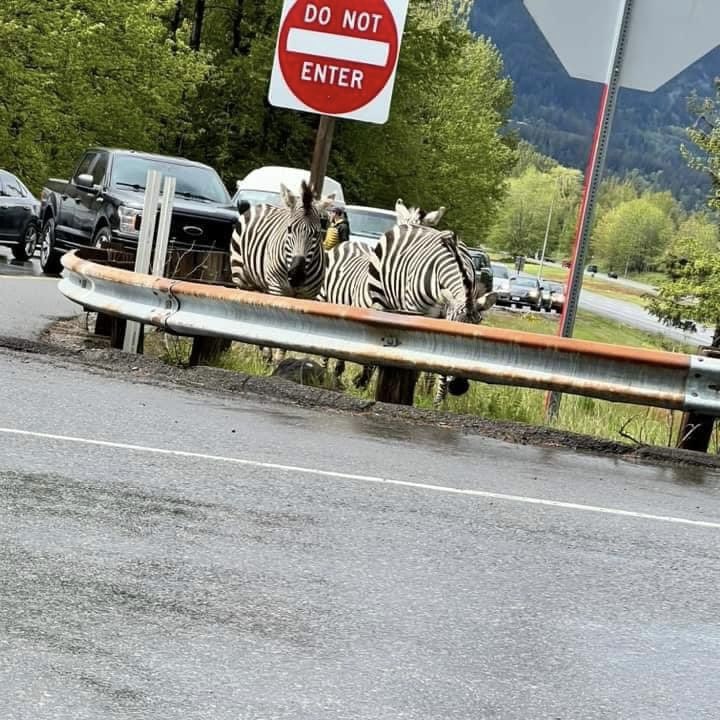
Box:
[93,225,111,249]
[40,217,63,275]
[11,223,38,261]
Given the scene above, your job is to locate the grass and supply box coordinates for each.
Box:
[142,308,713,451]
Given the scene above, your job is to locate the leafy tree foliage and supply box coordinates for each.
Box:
[649,81,720,336]
[486,166,581,257]
[0,0,207,192]
[1,0,515,245]
[591,197,675,275]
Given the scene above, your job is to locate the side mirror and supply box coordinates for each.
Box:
[75,173,94,190]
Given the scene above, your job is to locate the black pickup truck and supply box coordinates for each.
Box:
[38,147,238,274]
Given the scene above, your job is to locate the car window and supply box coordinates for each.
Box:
[73,152,96,182]
[471,254,490,271]
[91,153,109,186]
[111,155,231,203]
[513,277,538,288]
[346,209,395,239]
[234,189,283,207]
[492,264,509,279]
[2,175,25,197]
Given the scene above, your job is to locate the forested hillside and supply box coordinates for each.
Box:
[471,0,719,208]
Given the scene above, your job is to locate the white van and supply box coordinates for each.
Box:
[232,166,345,209]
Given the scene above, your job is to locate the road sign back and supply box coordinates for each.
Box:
[269,0,409,124]
[524,0,720,91]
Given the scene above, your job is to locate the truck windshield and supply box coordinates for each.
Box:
[111,156,231,204]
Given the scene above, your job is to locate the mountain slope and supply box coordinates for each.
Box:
[471,0,719,207]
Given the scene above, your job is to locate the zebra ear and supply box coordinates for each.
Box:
[422,206,446,227]
[395,198,412,225]
[315,192,337,213]
[280,183,297,210]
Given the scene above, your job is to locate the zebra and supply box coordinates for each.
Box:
[318,199,449,387]
[231,180,335,362]
[318,239,376,387]
[368,220,489,406]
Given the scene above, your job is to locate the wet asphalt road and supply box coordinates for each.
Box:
[0,249,81,339]
[1,350,720,719]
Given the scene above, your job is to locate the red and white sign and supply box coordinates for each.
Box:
[269,0,409,124]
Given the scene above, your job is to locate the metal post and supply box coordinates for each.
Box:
[124,170,162,354]
[309,115,335,197]
[152,175,176,277]
[537,188,556,282]
[546,0,635,419]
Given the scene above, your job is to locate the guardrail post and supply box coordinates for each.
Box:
[375,366,418,406]
[677,345,720,453]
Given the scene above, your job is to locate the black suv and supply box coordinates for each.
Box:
[467,248,494,296]
[39,148,237,274]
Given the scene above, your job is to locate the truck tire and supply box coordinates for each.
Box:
[40,217,63,276]
[93,225,111,249]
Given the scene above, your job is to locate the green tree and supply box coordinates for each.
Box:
[0,0,207,192]
[649,82,720,337]
[592,198,674,275]
[486,165,581,257]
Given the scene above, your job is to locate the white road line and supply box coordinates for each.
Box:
[1,427,719,530]
[287,28,390,66]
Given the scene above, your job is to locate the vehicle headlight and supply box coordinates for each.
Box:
[529,290,538,298]
[118,205,141,235]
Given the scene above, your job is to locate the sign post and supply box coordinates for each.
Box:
[309,115,336,198]
[523,0,720,417]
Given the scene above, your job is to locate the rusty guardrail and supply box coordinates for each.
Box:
[58,249,720,415]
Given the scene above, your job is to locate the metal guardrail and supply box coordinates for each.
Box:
[58,249,720,415]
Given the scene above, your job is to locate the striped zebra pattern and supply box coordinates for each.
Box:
[231,181,332,300]
[368,224,480,323]
[231,181,334,364]
[318,239,376,386]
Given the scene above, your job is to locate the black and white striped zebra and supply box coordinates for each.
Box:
[368,219,486,405]
[231,180,334,361]
[318,239,376,386]
[318,199,449,386]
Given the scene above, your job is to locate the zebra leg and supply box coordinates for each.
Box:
[420,372,436,395]
[433,375,449,407]
[353,364,375,389]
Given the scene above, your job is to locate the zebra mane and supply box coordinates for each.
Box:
[301,180,314,216]
[441,234,478,323]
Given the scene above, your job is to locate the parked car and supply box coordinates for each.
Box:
[39,148,237,275]
[232,166,344,211]
[491,262,514,305]
[608,270,619,279]
[0,169,41,261]
[508,276,543,311]
[345,204,396,246]
[587,264,598,275]
[561,258,571,268]
[540,280,565,312]
[468,248,494,296]
[549,283,566,313]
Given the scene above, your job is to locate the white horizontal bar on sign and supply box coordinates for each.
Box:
[286,28,390,67]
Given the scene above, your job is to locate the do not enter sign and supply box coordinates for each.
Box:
[269,0,409,124]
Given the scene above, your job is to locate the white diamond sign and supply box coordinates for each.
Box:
[524,0,720,91]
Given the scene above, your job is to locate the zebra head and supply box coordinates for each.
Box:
[280,180,335,288]
[395,198,446,227]
[440,233,481,325]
